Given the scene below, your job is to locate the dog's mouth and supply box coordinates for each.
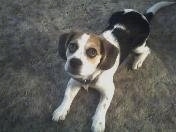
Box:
[66,68,82,78]
[67,71,81,78]
[67,70,93,85]
[66,68,91,82]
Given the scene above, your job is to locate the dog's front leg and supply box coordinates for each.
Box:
[52,78,81,121]
[91,81,115,132]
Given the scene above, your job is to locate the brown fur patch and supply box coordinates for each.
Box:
[85,34,102,64]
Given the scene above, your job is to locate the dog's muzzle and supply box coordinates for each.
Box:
[68,58,82,75]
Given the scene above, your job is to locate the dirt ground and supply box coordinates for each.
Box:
[0,0,176,132]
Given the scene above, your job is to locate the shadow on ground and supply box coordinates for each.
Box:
[0,0,176,132]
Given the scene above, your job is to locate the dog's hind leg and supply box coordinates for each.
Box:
[132,41,151,70]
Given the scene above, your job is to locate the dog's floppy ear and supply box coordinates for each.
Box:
[58,32,77,60]
[98,39,119,70]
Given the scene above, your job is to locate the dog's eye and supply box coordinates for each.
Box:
[68,43,78,53]
[86,48,97,58]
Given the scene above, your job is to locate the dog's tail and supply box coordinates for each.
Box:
[144,1,176,22]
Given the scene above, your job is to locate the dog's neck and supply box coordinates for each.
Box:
[74,78,92,85]
[74,70,102,89]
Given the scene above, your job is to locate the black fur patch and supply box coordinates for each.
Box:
[144,12,154,22]
[58,32,77,60]
[106,11,150,63]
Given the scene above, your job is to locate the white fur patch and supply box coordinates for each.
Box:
[114,24,126,30]
[133,42,150,70]
[102,30,119,48]
[77,33,90,46]
[133,41,147,53]
[124,9,134,13]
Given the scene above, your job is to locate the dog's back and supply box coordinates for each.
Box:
[103,1,175,63]
[106,10,150,62]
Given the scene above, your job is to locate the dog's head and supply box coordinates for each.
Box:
[58,31,119,79]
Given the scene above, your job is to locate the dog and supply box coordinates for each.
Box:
[52,1,175,132]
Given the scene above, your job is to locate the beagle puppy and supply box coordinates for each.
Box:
[52,2,175,132]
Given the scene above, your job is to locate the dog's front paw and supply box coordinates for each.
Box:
[52,106,69,121]
[91,114,105,132]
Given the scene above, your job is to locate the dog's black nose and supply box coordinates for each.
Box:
[69,58,82,68]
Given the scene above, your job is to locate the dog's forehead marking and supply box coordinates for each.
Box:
[77,33,90,46]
